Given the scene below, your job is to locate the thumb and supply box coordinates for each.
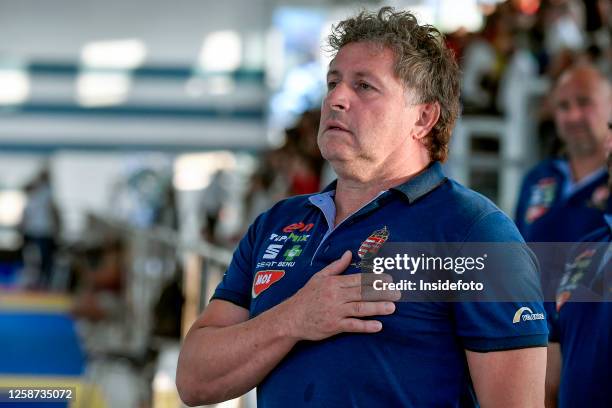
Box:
[318,250,353,276]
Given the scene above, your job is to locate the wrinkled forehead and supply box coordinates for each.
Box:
[328,41,394,71]
[554,69,611,102]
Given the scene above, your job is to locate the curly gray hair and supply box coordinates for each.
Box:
[327,7,460,162]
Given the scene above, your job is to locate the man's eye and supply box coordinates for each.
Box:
[576,97,591,107]
[327,81,338,90]
[358,82,371,90]
[557,101,569,111]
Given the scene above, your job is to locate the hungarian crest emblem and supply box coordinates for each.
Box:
[352,226,389,268]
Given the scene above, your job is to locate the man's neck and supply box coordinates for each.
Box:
[569,153,606,182]
[333,164,430,226]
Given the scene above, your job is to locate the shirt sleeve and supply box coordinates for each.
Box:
[210,212,265,310]
[454,211,549,352]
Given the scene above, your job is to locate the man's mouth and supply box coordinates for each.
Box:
[563,123,591,136]
[325,121,350,132]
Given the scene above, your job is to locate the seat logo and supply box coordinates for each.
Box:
[263,244,283,259]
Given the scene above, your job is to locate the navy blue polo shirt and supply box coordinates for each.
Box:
[515,159,609,242]
[213,162,548,407]
[548,216,612,408]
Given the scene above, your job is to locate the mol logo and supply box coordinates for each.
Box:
[252,270,285,298]
[513,307,545,323]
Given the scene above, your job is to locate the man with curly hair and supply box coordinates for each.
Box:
[177,8,547,407]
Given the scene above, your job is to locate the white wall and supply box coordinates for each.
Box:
[0,0,274,150]
[0,0,271,63]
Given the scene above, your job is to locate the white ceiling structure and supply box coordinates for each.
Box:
[0,0,475,152]
[0,0,274,63]
[0,0,282,151]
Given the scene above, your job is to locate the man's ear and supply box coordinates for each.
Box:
[412,102,441,140]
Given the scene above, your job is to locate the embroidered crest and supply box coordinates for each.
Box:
[525,178,557,224]
[352,226,389,268]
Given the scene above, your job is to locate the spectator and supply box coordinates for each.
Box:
[545,120,612,408]
[20,167,61,289]
[515,63,610,296]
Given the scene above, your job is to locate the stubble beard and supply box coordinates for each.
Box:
[563,131,600,158]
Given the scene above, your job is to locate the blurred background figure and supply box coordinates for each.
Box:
[71,236,125,323]
[284,109,324,195]
[199,169,229,245]
[515,63,610,299]
[545,117,612,408]
[516,64,610,242]
[244,109,323,226]
[19,166,61,289]
[461,4,517,114]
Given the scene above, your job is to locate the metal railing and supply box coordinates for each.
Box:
[87,213,251,408]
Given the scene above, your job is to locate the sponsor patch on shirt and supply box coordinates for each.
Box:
[282,222,314,233]
[588,185,610,211]
[556,248,597,310]
[252,270,285,298]
[513,306,545,323]
[556,290,571,312]
[525,178,557,224]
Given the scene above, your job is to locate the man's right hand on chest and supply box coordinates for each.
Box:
[278,250,401,341]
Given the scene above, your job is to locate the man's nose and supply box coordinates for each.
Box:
[564,102,584,122]
[325,83,350,111]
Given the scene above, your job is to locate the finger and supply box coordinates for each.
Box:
[318,250,353,276]
[340,285,400,302]
[343,301,395,317]
[337,273,362,288]
[361,274,402,301]
[336,272,393,289]
[339,318,383,333]
[341,285,365,302]
[361,273,393,287]
[361,286,402,302]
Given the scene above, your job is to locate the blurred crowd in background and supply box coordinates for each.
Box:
[0,0,609,407]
